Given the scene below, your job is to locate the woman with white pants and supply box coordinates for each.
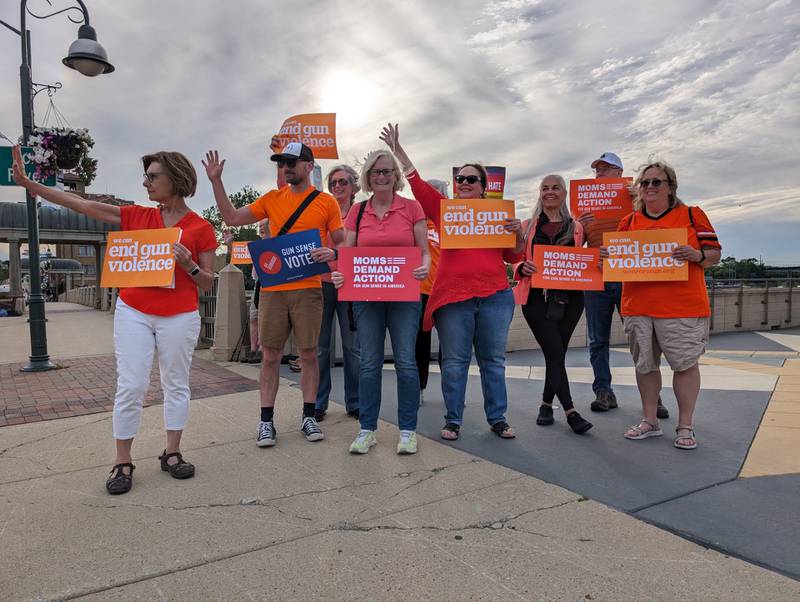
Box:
[12,146,217,494]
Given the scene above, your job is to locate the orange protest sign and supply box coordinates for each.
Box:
[531,245,603,291]
[603,228,688,282]
[230,241,251,264]
[439,199,516,249]
[101,228,181,288]
[276,113,338,159]
[570,178,633,220]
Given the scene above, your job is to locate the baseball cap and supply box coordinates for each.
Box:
[590,152,623,170]
[270,142,314,163]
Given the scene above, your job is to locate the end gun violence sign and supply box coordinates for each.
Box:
[337,247,422,302]
[248,229,329,288]
[100,228,181,288]
[230,241,252,265]
[602,228,689,282]
[531,245,603,291]
[439,199,516,249]
[569,178,633,221]
[276,113,338,160]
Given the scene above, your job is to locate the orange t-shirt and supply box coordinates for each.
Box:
[248,185,343,291]
[618,204,721,318]
[421,219,440,296]
[585,215,621,249]
[118,205,218,316]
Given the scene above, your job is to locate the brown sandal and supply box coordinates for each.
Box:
[159,450,195,479]
[106,462,135,495]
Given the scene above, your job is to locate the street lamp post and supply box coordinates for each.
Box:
[0,1,113,371]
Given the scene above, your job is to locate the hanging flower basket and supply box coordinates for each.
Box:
[22,127,97,186]
[52,133,82,169]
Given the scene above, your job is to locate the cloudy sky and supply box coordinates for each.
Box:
[1,0,798,262]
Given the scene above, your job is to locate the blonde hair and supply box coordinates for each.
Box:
[361,150,405,193]
[141,151,197,198]
[529,174,575,246]
[633,160,682,212]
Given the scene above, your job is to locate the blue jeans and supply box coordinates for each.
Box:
[352,300,421,431]
[316,283,360,413]
[583,281,622,393]
[434,288,514,426]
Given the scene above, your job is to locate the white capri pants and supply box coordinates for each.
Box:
[112,298,201,439]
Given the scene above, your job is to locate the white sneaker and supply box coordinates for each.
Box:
[349,430,377,454]
[397,430,418,454]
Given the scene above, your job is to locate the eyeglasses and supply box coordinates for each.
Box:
[640,178,667,188]
[276,158,302,168]
[143,172,165,183]
[370,168,394,177]
[455,175,481,185]
[330,178,351,188]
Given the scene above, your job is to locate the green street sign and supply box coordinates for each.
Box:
[0,146,57,187]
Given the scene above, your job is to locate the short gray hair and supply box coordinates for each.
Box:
[326,164,360,200]
[361,149,405,194]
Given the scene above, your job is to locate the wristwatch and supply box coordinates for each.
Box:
[190,265,201,276]
[331,248,338,260]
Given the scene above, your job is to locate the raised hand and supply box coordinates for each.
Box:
[269,135,283,154]
[11,146,33,189]
[379,123,399,153]
[202,150,225,181]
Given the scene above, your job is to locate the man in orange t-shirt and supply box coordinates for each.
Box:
[204,143,344,447]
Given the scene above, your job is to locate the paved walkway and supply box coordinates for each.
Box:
[0,305,798,600]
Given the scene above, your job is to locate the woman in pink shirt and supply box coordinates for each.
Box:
[332,150,430,455]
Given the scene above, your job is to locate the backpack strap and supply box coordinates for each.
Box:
[278,189,321,236]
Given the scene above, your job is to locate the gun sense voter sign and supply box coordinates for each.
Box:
[569,178,633,220]
[100,228,181,288]
[531,245,603,291]
[439,199,516,249]
[602,228,689,282]
[248,229,329,288]
[338,247,422,302]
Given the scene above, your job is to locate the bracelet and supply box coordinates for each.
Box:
[698,248,706,263]
[189,265,201,276]
[402,164,416,177]
[332,248,338,261]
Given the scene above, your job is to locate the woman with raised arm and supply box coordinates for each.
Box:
[380,124,525,441]
[11,146,217,494]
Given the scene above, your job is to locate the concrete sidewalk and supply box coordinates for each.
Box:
[1,380,799,600]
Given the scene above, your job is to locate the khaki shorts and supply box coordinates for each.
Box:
[624,316,709,373]
[258,288,323,350]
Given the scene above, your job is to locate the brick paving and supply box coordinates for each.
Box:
[0,355,259,427]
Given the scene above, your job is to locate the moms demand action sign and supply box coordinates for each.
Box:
[101,228,181,288]
[338,247,421,302]
[602,228,688,282]
[439,199,516,249]
[531,245,603,291]
[249,229,329,287]
[569,178,633,220]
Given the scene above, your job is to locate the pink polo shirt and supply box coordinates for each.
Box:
[344,194,426,247]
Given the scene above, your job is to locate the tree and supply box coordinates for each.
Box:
[707,256,766,280]
[201,185,262,243]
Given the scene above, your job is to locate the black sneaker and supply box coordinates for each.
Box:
[301,416,325,442]
[590,391,617,412]
[314,409,326,422]
[657,398,670,419]
[567,411,593,435]
[536,404,555,425]
[347,409,360,419]
[257,421,276,447]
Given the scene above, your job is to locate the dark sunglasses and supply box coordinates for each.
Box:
[330,178,351,187]
[276,158,303,168]
[455,175,482,185]
[640,178,668,188]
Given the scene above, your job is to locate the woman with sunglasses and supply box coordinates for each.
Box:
[380,124,525,441]
[331,150,429,455]
[601,161,721,450]
[11,146,217,493]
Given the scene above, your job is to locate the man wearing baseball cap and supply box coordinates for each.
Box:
[579,152,669,418]
[203,141,345,447]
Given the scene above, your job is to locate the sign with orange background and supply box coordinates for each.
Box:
[230,241,251,264]
[276,113,338,159]
[602,228,688,282]
[439,199,516,249]
[531,245,603,291]
[570,177,633,220]
[101,228,181,288]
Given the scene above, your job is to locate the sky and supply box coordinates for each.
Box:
[1,0,798,263]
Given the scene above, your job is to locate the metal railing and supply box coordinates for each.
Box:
[706,278,798,331]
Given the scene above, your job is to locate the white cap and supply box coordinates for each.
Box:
[590,152,623,170]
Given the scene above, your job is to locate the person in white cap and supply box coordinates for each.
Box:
[203,142,345,447]
[578,153,669,418]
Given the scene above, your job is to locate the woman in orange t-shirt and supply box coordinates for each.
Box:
[12,147,217,493]
[601,161,721,450]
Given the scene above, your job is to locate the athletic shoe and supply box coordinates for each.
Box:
[396,430,418,455]
[314,409,326,422]
[349,430,377,454]
[301,416,324,442]
[257,421,276,447]
[566,411,593,435]
[536,404,555,425]
[590,391,617,412]
[656,398,670,419]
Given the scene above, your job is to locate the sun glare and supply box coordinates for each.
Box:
[318,70,377,130]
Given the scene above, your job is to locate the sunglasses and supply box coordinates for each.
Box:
[455,175,482,185]
[330,178,351,188]
[640,178,668,188]
[276,159,300,168]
